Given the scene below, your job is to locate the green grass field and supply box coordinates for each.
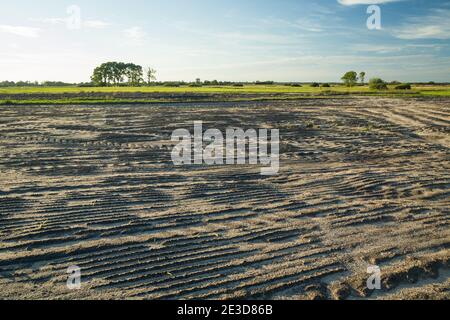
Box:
[0,84,449,105]
[1,84,450,94]
[0,84,367,94]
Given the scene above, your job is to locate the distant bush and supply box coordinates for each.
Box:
[0,80,74,87]
[77,82,94,87]
[291,84,302,87]
[255,81,275,85]
[321,83,331,88]
[42,81,74,87]
[369,78,388,90]
[189,83,202,87]
[0,81,16,87]
[310,82,320,87]
[163,82,181,87]
[202,80,221,86]
[390,81,401,85]
[395,83,412,90]
[233,83,244,87]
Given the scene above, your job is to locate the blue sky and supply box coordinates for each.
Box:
[0,0,449,82]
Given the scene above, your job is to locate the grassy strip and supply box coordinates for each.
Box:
[1,84,449,95]
[419,90,450,96]
[1,93,446,106]
[0,87,448,106]
[0,85,368,94]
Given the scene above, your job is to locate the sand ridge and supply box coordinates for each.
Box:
[0,97,448,299]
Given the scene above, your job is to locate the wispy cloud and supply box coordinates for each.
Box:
[41,18,66,25]
[83,20,111,29]
[124,26,146,44]
[273,17,324,32]
[38,18,110,29]
[352,44,403,53]
[338,0,404,5]
[257,9,345,35]
[0,25,41,38]
[392,8,450,39]
[171,21,300,46]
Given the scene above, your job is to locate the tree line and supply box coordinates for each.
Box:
[0,64,439,88]
[0,81,76,87]
[340,70,413,90]
[91,62,156,87]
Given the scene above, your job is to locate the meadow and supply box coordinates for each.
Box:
[1,84,450,94]
[0,84,449,105]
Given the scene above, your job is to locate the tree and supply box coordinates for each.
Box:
[146,67,157,84]
[113,62,127,84]
[369,78,388,90]
[359,72,366,85]
[91,66,107,86]
[91,62,144,87]
[125,63,143,86]
[104,63,114,85]
[341,71,358,87]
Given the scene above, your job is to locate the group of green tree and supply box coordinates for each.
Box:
[91,62,156,87]
[341,71,367,87]
[341,71,413,90]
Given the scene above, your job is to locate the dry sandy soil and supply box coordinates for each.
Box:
[0,97,448,300]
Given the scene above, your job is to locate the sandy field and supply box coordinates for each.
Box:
[0,97,448,300]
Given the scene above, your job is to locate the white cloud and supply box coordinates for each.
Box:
[338,0,403,5]
[37,18,110,29]
[41,18,67,25]
[0,25,40,38]
[124,26,146,41]
[83,20,111,29]
[392,8,450,39]
[352,44,403,53]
